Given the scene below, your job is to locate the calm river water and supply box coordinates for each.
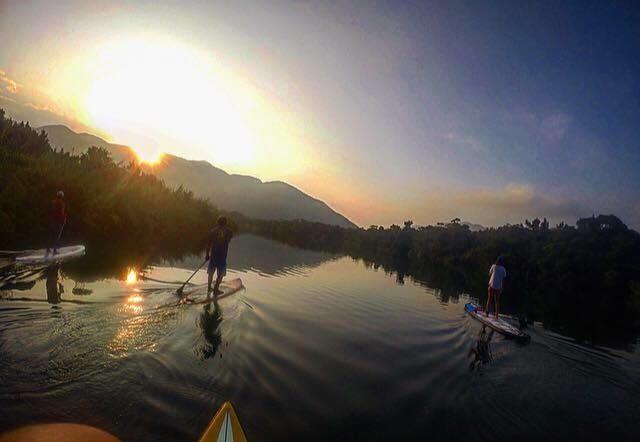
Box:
[1,235,639,441]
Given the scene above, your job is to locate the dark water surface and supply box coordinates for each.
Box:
[1,235,639,441]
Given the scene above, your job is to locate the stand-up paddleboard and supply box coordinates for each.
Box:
[465,302,530,341]
[15,245,85,265]
[200,401,247,442]
[182,278,244,305]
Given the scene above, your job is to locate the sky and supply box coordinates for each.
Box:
[1,0,639,229]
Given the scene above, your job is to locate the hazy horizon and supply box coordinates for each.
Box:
[2,1,639,229]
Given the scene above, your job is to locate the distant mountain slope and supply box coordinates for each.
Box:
[40,125,357,228]
[43,125,134,162]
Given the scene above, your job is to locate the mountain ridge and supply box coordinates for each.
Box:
[39,124,357,228]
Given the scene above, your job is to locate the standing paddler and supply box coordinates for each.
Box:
[485,255,507,318]
[46,190,67,256]
[205,216,233,296]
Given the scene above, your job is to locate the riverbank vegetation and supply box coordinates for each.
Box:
[240,215,640,344]
[0,109,218,253]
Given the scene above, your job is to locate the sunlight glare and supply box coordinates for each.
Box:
[135,150,164,165]
[126,268,138,285]
[85,37,257,168]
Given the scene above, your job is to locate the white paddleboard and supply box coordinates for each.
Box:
[15,245,86,264]
[465,302,529,341]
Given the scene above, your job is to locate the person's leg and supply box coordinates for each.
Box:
[494,291,501,319]
[213,263,226,295]
[52,221,64,254]
[213,274,223,295]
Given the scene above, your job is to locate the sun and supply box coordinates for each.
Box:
[84,36,257,168]
[134,150,163,165]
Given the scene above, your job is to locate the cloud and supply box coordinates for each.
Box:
[404,183,589,228]
[461,184,584,219]
[23,102,51,112]
[0,94,96,134]
[0,69,21,94]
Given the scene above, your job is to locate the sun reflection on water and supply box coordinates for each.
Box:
[124,294,144,315]
[125,268,138,285]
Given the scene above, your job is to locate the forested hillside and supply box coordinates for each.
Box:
[1,110,218,252]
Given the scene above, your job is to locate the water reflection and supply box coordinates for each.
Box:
[197,298,223,359]
[45,265,63,304]
[124,294,144,315]
[71,281,93,296]
[468,325,494,372]
[1,236,639,441]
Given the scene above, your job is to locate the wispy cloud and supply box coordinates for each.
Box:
[0,69,21,94]
[23,102,51,111]
[457,183,583,218]
[406,183,588,228]
[0,91,95,134]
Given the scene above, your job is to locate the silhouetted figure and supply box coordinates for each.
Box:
[485,255,506,319]
[468,325,494,372]
[198,299,223,359]
[46,190,66,256]
[45,265,63,304]
[205,216,233,296]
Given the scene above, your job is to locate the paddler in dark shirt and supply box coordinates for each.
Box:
[205,216,233,296]
[46,190,67,256]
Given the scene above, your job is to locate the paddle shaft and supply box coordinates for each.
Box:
[176,259,207,294]
[55,219,67,243]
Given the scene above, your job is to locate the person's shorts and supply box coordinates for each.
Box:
[208,260,227,277]
[488,286,502,296]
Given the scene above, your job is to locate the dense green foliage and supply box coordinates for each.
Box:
[240,215,640,344]
[0,109,218,253]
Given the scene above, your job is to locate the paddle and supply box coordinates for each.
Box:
[55,219,67,244]
[176,259,208,296]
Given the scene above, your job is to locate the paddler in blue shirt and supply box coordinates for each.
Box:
[205,216,233,296]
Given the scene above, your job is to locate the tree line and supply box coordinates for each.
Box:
[238,214,640,345]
